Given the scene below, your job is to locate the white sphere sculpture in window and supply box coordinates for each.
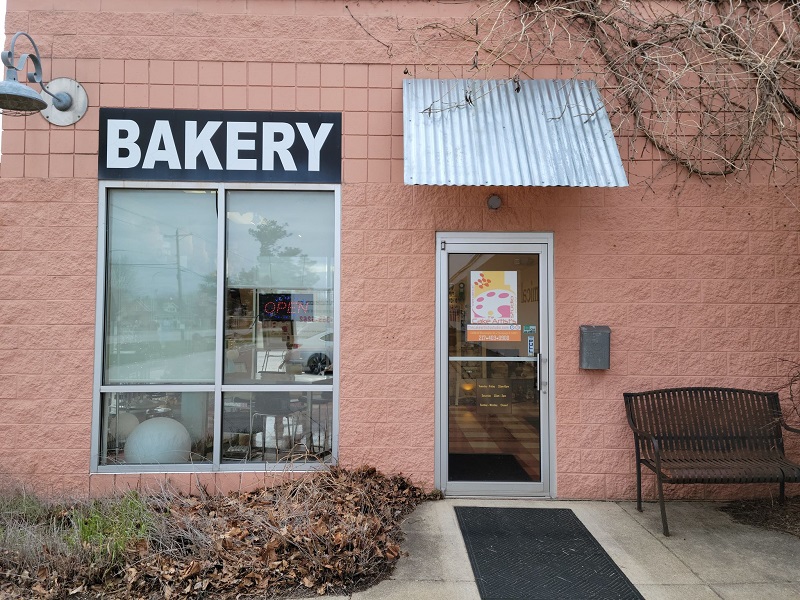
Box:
[108,411,139,442]
[125,417,192,464]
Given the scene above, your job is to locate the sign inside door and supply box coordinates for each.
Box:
[476,378,513,414]
[470,271,518,324]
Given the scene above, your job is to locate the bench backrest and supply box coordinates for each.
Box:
[623,387,786,461]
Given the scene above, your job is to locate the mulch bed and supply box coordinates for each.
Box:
[719,496,800,538]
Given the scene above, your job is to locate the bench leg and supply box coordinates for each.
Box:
[656,473,669,536]
[636,461,643,512]
[779,479,785,504]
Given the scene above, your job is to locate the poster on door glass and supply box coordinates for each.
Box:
[470,271,518,324]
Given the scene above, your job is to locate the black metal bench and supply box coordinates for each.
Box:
[623,387,800,536]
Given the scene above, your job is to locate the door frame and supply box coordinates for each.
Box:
[434,232,556,497]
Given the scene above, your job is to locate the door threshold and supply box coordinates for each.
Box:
[444,495,554,500]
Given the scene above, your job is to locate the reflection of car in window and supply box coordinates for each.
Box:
[284,331,333,374]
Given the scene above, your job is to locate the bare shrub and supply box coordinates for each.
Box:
[778,358,800,425]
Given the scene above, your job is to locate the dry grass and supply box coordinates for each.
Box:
[0,466,434,599]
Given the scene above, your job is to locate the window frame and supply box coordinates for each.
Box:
[91,180,341,473]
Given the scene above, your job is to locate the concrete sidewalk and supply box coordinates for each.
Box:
[324,498,800,600]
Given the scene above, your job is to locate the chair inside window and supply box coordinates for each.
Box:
[250,392,306,460]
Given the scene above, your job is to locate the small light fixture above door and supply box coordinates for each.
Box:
[487,194,502,210]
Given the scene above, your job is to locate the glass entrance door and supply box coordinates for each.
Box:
[437,234,552,496]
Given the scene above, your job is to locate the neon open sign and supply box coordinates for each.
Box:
[258,293,314,322]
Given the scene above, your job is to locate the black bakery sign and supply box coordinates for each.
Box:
[99,108,341,183]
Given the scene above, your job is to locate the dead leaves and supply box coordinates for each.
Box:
[0,466,431,599]
[179,560,202,581]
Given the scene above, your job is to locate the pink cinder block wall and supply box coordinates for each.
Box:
[1,0,798,501]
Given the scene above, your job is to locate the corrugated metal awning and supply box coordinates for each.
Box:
[403,79,628,187]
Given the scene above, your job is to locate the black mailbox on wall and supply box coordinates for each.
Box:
[579,325,611,370]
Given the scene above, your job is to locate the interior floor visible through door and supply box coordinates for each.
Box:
[448,404,541,482]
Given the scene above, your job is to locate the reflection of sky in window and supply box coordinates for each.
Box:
[227,191,335,290]
[108,190,217,298]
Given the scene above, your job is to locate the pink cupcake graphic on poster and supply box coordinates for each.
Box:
[471,271,518,324]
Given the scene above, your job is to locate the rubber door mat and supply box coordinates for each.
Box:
[455,507,644,600]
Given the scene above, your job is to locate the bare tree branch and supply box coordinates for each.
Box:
[403,0,800,186]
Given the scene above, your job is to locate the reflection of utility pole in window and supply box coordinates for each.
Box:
[173,228,193,341]
[175,228,184,308]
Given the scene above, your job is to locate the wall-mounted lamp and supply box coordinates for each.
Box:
[0,31,88,126]
[487,194,502,210]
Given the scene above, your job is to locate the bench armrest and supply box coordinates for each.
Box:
[781,420,800,435]
[627,422,654,442]
[626,423,663,462]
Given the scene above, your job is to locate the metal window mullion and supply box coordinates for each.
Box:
[97,463,211,474]
[448,357,539,362]
[99,385,215,393]
[213,184,227,469]
[91,182,111,472]
[331,184,342,461]
[219,385,333,393]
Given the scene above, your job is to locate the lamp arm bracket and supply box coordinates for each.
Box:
[3,32,44,85]
[39,80,72,110]
[0,31,85,121]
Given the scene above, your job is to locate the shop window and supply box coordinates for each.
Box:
[97,187,337,470]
